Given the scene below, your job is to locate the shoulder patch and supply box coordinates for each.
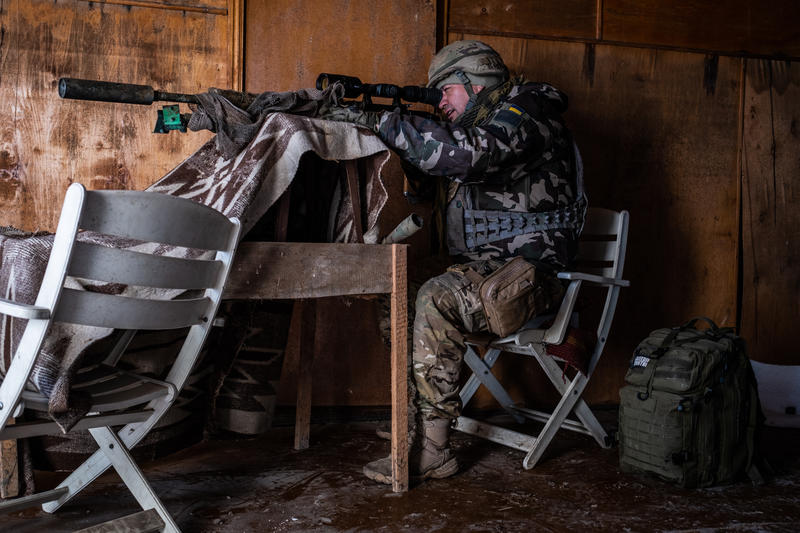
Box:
[493,109,524,129]
[481,102,530,143]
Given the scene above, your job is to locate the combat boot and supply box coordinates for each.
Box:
[363,418,458,485]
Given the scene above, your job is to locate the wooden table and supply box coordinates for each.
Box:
[222,241,409,492]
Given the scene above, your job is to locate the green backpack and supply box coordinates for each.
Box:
[618,317,762,487]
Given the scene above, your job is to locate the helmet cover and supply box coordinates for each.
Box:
[427,40,509,89]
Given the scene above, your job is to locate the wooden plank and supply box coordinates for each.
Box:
[0,1,31,227]
[740,59,800,364]
[603,0,800,58]
[0,419,18,499]
[229,0,245,91]
[449,33,742,405]
[224,242,395,299]
[293,300,316,450]
[447,0,597,40]
[390,244,408,493]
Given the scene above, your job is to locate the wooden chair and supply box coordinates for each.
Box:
[0,183,240,532]
[454,208,630,469]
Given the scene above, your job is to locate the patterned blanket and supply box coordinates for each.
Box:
[0,111,390,430]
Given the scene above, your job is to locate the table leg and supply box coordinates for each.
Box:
[294,299,316,450]
[0,419,18,499]
[390,244,409,492]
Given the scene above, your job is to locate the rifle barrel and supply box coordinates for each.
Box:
[58,78,198,105]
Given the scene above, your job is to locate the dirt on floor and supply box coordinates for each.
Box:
[2,409,799,532]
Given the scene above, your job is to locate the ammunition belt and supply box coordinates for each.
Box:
[463,198,586,249]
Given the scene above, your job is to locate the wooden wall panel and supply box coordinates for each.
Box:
[741,59,800,364]
[245,0,436,92]
[604,0,800,58]
[447,0,597,40]
[449,32,741,405]
[0,0,232,232]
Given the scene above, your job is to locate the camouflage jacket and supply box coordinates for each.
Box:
[323,81,583,268]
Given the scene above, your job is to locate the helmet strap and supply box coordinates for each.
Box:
[454,71,478,110]
[454,75,518,128]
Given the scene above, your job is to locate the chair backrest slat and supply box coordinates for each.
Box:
[69,242,223,289]
[80,190,232,250]
[576,207,627,279]
[581,208,621,237]
[53,288,212,330]
[575,241,619,262]
[572,264,615,278]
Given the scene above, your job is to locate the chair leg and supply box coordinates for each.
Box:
[42,444,117,514]
[42,399,172,513]
[533,350,610,448]
[89,426,180,533]
[462,347,525,424]
[459,346,501,407]
[453,416,536,453]
[522,371,587,469]
[572,399,611,448]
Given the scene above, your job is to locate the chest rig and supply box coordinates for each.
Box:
[445,142,586,255]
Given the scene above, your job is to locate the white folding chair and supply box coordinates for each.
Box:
[454,208,629,469]
[0,183,240,532]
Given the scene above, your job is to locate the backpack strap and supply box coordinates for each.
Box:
[681,316,720,331]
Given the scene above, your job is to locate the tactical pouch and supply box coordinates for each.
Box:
[468,257,541,337]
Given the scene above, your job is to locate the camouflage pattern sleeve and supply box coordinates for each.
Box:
[372,98,554,185]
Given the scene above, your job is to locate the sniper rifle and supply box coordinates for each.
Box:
[57,74,442,133]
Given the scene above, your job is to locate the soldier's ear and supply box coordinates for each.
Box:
[472,85,485,94]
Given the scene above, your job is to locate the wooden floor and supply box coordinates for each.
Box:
[1,409,799,532]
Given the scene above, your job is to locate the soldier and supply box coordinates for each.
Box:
[320,40,586,484]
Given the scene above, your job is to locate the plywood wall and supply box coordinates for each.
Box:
[245,0,436,92]
[741,59,800,365]
[0,0,235,232]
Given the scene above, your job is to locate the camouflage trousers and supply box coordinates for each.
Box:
[412,258,563,421]
[411,258,501,421]
[378,257,562,426]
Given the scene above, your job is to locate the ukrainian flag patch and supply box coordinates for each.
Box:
[508,105,523,116]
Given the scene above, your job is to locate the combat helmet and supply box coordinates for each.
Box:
[427,40,509,91]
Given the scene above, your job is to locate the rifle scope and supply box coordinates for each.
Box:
[316,73,442,107]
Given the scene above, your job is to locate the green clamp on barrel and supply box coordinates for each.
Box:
[153,105,189,134]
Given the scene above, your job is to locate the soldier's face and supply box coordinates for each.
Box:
[439,83,484,122]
